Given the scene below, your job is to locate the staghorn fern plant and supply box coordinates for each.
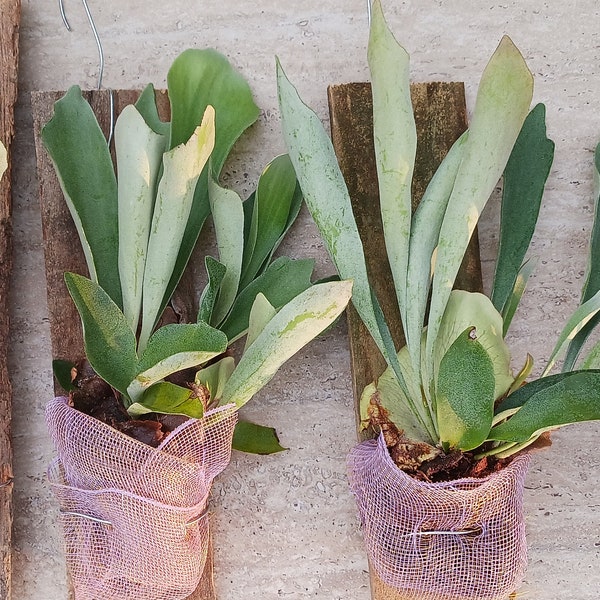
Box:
[277,0,600,469]
[42,49,352,451]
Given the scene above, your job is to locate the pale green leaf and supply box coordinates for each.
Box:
[129,322,227,402]
[368,0,416,326]
[0,141,6,180]
[220,280,353,408]
[244,293,277,352]
[115,105,167,332]
[139,106,216,351]
[426,36,533,379]
[41,86,121,306]
[208,176,245,326]
[64,272,137,396]
[127,381,204,419]
[436,327,496,451]
[404,131,468,372]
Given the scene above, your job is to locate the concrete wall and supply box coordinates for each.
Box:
[10,0,600,598]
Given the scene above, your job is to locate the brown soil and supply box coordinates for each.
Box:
[67,360,191,447]
[366,392,517,483]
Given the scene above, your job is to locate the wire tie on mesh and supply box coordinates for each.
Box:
[185,507,209,528]
[401,528,481,538]
[0,477,13,489]
[60,510,113,527]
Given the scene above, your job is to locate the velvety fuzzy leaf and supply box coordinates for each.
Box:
[127,381,204,419]
[129,322,227,402]
[492,103,554,315]
[220,280,353,408]
[220,256,315,342]
[489,370,600,443]
[232,420,287,454]
[436,327,496,451]
[368,0,416,326]
[42,86,121,306]
[64,272,137,396]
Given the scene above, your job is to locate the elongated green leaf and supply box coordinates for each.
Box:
[240,154,299,288]
[436,327,496,451]
[492,103,554,314]
[139,107,216,351]
[220,256,314,342]
[426,37,533,380]
[64,272,137,395]
[232,420,287,454]
[245,293,277,351]
[564,143,600,369]
[197,256,227,324]
[488,369,600,442]
[0,141,6,180]
[368,0,416,326]
[405,131,468,371]
[161,49,259,326]
[208,176,245,326]
[542,287,600,376]
[195,356,235,403]
[220,280,353,408]
[277,61,389,364]
[42,86,121,306]
[501,257,537,336]
[115,105,166,333]
[127,381,204,419]
[134,84,170,137]
[128,322,227,402]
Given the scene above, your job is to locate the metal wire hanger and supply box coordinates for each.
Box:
[58,0,115,144]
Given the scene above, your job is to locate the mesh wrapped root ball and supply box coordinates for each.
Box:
[46,396,237,600]
[348,433,530,600]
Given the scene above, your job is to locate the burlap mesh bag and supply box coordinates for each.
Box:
[348,433,531,600]
[46,396,237,600]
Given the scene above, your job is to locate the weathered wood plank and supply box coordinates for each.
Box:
[328,81,482,600]
[0,1,21,598]
[32,89,215,600]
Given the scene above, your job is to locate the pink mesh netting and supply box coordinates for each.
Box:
[348,433,531,600]
[46,396,237,600]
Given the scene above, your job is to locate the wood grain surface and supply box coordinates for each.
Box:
[32,89,216,600]
[0,1,20,598]
[328,81,482,599]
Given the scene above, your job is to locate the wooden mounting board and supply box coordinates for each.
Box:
[327,82,482,599]
[32,89,215,600]
[0,1,21,598]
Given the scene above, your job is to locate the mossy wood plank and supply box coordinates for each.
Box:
[328,81,482,600]
[32,89,215,600]
[0,2,21,598]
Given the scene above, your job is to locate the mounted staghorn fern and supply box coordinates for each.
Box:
[42,49,352,449]
[278,0,600,471]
